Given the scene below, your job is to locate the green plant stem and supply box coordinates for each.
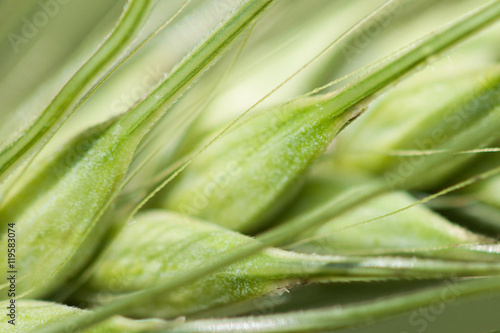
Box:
[117,1,273,140]
[0,0,153,183]
[296,255,500,278]
[320,0,500,118]
[164,277,500,332]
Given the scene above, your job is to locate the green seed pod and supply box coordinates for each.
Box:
[0,300,166,332]
[0,117,138,299]
[334,65,500,190]
[73,210,314,318]
[160,94,362,233]
[74,210,500,319]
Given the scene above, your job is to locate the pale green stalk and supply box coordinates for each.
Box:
[0,0,153,183]
[164,277,500,333]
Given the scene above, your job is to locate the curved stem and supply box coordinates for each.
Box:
[0,0,153,183]
[165,277,500,332]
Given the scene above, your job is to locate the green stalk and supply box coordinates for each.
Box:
[319,0,500,119]
[0,0,153,183]
[117,1,275,139]
[34,1,500,332]
[294,255,500,278]
[164,277,500,332]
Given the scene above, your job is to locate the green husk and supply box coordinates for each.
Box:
[72,210,309,318]
[160,93,363,233]
[0,118,127,298]
[161,13,500,234]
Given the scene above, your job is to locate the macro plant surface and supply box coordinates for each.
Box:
[1,0,500,332]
